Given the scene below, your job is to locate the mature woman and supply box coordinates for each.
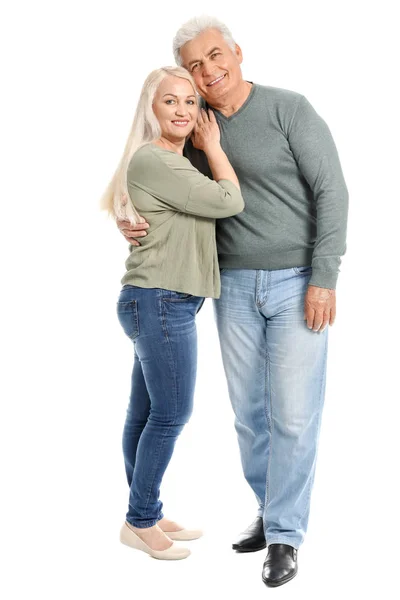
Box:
[101,66,244,560]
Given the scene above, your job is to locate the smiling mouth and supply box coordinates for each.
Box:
[207,74,226,87]
[171,120,190,126]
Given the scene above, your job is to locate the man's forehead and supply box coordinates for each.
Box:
[180,29,227,59]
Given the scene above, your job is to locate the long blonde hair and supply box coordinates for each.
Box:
[100,66,198,224]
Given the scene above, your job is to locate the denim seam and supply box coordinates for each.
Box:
[163,296,193,302]
[141,300,178,519]
[256,270,261,307]
[297,332,328,528]
[257,270,271,309]
[142,432,167,519]
[264,348,273,516]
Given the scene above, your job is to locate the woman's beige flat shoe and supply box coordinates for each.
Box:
[163,528,203,541]
[119,523,191,560]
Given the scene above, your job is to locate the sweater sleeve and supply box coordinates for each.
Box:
[128,146,244,219]
[287,96,349,289]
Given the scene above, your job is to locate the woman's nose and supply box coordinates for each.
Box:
[175,103,188,116]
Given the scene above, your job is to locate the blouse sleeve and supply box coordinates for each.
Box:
[128,146,244,219]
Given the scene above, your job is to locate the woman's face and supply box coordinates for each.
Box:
[152,76,198,142]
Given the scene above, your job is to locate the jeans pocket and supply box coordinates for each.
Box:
[117,300,139,340]
[163,290,194,302]
[293,266,312,275]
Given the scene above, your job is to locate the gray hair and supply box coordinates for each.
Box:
[173,15,236,66]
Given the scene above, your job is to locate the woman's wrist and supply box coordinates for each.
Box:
[203,142,222,156]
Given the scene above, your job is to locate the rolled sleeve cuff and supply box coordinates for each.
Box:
[308,269,338,290]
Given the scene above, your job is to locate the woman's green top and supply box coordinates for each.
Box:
[121,144,244,298]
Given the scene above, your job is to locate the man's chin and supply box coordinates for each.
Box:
[203,84,229,103]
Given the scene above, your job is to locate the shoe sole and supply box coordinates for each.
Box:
[165,531,203,541]
[232,542,267,553]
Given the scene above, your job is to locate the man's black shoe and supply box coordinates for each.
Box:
[262,544,298,587]
[232,516,266,552]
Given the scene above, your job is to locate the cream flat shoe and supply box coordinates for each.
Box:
[119,523,191,560]
[163,528,203,541]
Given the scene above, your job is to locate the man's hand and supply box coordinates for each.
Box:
[304,286,336,332]
[116,217,149,246]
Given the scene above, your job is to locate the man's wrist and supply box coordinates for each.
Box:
[309,269,338,290]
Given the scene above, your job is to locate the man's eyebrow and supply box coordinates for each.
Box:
[187,47,221,67]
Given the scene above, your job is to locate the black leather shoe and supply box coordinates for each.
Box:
[232,517,266,552]
[262,544,298,587]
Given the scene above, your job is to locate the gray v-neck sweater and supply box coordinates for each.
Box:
[184,83,348,289]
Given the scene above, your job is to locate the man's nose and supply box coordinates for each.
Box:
[201,60,214,77]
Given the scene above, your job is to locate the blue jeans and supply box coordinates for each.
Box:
[117,285,204,528]
[213,267,328,549]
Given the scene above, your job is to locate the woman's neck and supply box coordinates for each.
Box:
[153,137,185,155]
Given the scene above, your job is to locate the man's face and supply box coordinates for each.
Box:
[179,28,243,106]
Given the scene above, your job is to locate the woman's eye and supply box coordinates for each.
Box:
[187,100,195,105]
[165,99,175,104]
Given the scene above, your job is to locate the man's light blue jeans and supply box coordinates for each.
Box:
[213,267,328,549]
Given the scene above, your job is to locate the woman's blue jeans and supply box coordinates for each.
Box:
[117,285,204,528]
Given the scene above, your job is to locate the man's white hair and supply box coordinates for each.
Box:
[173,15,236,66]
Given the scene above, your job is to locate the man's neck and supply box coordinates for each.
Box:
[208,80,253,118]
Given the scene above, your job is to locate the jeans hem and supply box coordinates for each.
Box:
[126,517,159,528]
[266,536,301,550]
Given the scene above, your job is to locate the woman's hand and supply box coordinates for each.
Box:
[191,108,220,153]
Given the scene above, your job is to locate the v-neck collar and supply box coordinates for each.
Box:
[206,82,257,122]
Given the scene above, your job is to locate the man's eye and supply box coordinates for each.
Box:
[191,64,199,72]
[211,53,220,59]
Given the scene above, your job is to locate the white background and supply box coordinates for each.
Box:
[1,0,399,598]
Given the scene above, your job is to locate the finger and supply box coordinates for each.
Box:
[208,109,217,122]
[125,237,140,246]
[330,303,336,326]
[305,308,315,330]
[121,223,149,233]
[320,311,330,333]
[200,108,208,123]
[123,229,147,238]
[312,310,324,332]
[117,218,131,229]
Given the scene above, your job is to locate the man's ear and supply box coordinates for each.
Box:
[235,43,243,64]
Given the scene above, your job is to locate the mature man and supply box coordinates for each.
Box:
[118,16,348,587]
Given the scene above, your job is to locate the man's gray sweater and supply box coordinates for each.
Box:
[184,83,348,289]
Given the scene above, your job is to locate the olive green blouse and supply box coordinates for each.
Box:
[121,143,244,298]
